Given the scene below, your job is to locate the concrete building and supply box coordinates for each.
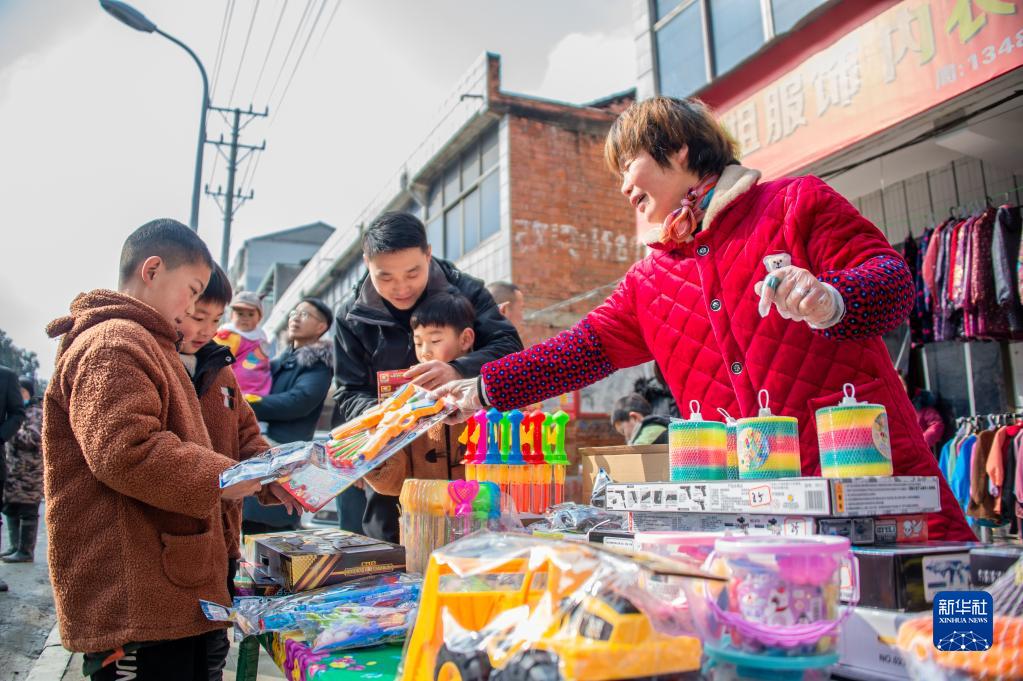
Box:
[229,222,335,297]
[266,52,648,449]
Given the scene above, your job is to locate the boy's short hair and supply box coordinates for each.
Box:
[362,212,429,258]
[611,393,653,424]
[118,218,214,286]
[411,292,475,332]
[18,377,34,399]
[487,281,521,306]
[198,264,233,308]
[604,96,738,178]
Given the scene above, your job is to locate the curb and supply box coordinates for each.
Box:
[25,623,72,681]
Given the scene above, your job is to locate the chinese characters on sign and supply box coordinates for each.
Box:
[710,0,1023,181]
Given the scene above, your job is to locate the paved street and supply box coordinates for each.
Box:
[0,508,56,681]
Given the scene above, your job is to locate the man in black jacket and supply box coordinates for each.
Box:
[333,212,522,542]
[0,365,26,592]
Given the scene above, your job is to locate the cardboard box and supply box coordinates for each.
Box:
[850,542,977,611]
[605,477,940,517]
[627,511,816,537]
[587,528,636,550]
[836,607,916,680]
[580,445,668,504]
[232,561,285,598]
[874,515,928,544]
[376,369,411,402]
[970,545,1023,587]
[818,517,875,545]
[254,529,405,592]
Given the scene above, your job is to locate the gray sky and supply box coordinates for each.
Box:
[0,0,635,377]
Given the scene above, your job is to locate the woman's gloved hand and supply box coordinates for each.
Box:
[431,377,484,424]
[754,265,845,329]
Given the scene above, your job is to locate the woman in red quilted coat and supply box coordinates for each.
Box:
[438,97,973,541]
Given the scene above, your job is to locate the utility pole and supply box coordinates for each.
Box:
[205,105,267,268]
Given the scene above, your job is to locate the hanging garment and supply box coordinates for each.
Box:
[993,206,1023,336]
[910,228,935,346]
[934,222,954,341]
[968,210,1007,340]
[922,221,944,303]
[1014,428,1023,519]
[951,432,977,515]
[967,428,998,522]
[988,424,1021,517]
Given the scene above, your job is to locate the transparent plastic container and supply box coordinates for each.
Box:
[686,535,858,669]
[634,531,722,564]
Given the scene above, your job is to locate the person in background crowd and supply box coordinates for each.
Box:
[611,392,670,446]
[332,212,522,541]
[2,378,43,565]
[487,280,526,332]
[633,365,681,419]
[0,364,25,592]
[244,298,333,534]
[899,370,945,451]
[213,291,272,400]
[435,96,973,541]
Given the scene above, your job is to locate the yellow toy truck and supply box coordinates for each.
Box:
[400,532,710,681]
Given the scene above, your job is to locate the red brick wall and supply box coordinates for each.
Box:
[506,113,645,465]
[506,115,642,348]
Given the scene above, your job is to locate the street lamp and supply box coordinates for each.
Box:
[100,0,209,232]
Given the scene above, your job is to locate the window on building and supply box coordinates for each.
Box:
[426,125,501,262]
[771,0,825,34]
[655,1,709,98]
[653,0,825,97]
[708,0,765,75]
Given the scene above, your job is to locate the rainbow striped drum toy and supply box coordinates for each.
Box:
[669,400,727,481]
[737,390,801,479]
[815,383,893,478]
[717,408,740,480]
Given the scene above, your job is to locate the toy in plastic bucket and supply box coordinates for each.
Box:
[703,535,858,658]
[815,383,893,478]
[737,391,800,480]
[670,401,727,481]
[717,408,740,480]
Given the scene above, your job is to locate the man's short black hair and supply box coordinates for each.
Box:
[611,393,653,424]
[362,212,429,258]
[119,218,214,286]
[18,377,34,399]
[486,281,521,306]
[300,297,333,327]
[411,292,475,332]
[198,264,233,307]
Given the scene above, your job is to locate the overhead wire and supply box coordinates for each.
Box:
[314,0,343,55]
[264,0,315,108]
[271,0,329,122]
[209,0,236,101]
[227,0,262,106]
[249,0,290,105]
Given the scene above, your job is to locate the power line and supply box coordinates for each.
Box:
[250,0,290,105]
[314,0,343,55]
[210,0,236,101]
[265,0,315,107]
[206,0,236,189]
[271,0,328,121]
[227,0,262,106]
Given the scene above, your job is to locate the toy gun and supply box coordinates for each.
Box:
[546,411,571,507]
[351,396,448,464]
[329,382,417,440]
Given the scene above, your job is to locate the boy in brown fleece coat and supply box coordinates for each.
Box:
[43,220,276,681]
[363,292,471,499]
[176,264,305,680]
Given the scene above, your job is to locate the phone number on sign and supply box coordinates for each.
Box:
[938,29,1023,87]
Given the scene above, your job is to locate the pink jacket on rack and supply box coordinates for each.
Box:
[480,166,974,542]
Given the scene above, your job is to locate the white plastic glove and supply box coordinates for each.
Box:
[754,265,845,329]
[430,377,484,424]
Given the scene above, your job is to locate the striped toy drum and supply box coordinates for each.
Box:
[670,401,727,481]
[816,383,892,478]
[737,391,801,479]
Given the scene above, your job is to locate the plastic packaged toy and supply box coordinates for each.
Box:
[399,479,522,575]
[309,604,417,653]
[686,535,859,680]
[531,502,625,535]
[897,554,1023,680]
[397,531,724,681]
[218,386,455,511]
[200,572,421,640]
